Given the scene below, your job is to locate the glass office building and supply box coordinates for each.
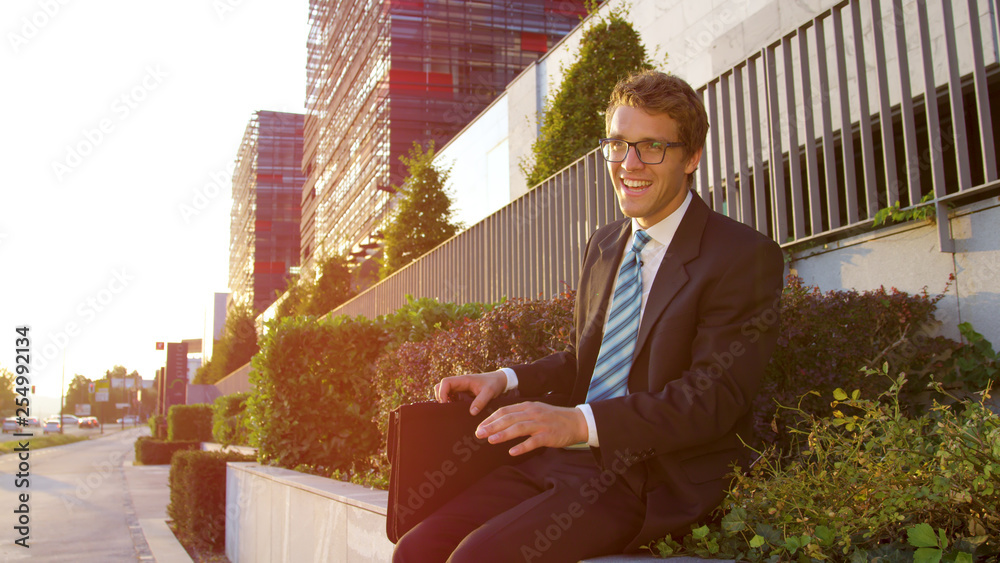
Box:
[230,111,306,313]
[301,0,588,268]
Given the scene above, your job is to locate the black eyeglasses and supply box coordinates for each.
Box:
[599,138,686,164]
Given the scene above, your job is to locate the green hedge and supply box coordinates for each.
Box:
[168,450,254,552]
[134,436,200,465]
[372,278,970,458]
[248,313,387,475]
[147,414,166,439]
[248,295,487,477]
[167,404,214,442]
[652,372,1000,561]
[211,392,251,447]
[373,289,575,437]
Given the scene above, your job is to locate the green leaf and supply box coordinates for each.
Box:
[691,525,710,540]
[912,547,942,563]
[953,553,974,563]
[907,523,939,548]
[814,525,834,546]
[833,388,848,401]
[721,508,747,533]
[749,534,766,548]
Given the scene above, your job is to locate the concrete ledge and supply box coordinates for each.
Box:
[225,462,732,562]
[226,462,393,563]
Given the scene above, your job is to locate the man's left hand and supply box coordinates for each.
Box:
[475,402,588,456]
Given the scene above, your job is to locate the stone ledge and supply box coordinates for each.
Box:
[225,462,726,562]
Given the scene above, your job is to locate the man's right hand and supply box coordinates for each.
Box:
[434,370,508,416]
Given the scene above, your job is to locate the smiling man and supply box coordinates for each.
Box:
[393,70,785,562]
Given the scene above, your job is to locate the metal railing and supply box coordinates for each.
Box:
[329,0,999,320]
[697,0,998,252]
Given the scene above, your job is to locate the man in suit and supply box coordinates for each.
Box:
[393,70,784,562]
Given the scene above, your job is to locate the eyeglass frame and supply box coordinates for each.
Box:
[599,138,687,165]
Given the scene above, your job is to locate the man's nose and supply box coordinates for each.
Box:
[622,145,645,169]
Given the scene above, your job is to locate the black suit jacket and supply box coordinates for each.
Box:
[511,192,784,550]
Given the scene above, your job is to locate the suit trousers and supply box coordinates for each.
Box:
[392,448,646,563]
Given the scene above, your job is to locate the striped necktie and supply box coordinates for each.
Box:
[586,229,652,403]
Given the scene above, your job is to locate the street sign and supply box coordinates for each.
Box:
[75,404,91,416]
[115,403,130,409]
[95,390,109,402]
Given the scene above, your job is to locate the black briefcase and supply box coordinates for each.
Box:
[385,393,568,543]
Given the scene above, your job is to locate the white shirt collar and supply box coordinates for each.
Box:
[629,190,693,247]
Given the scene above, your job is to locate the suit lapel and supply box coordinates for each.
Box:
[632,193,709,367]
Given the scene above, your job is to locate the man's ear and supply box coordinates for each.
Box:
[684,147,703,175]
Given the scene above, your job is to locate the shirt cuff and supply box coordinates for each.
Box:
[575,403,599,447]
[499,367,518,392]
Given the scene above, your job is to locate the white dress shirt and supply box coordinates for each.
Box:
[501,190,694,447]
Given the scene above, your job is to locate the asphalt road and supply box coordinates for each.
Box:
[0,426,148,562]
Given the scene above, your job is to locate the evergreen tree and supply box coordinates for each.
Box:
[273,253,356,318]
[522,5,652,187]
[194,305,259,384]
[304,253,356,315]
[380,142,461,279]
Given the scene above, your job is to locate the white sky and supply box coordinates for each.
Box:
[0,0,310,401]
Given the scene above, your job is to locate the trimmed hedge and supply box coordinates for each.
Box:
[373,289,575,436]
[757,277,957,450]
[248,296,488,477]
[147,414,166,439]
[134,436,200,465]
[211,392,251,447]
[372,278,964,456]
[168,450,254,552]
[248,313,388,475]
[167,404,214,442]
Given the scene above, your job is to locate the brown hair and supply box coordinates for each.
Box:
[605,70,709,164]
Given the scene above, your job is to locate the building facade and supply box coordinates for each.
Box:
[229,110,306,313]
[300,0,589,270]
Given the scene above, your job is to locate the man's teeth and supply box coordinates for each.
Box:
[622,179,651,188]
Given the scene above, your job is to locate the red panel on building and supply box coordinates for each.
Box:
[388,0,424,10]
[255,220,272,232]
[389,69,452,97]
[521,31,548,53]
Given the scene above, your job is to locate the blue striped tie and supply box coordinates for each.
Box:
[586,229,652,403]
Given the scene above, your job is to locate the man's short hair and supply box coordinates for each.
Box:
[605,70,709,162]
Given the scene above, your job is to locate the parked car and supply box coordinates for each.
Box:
[2,417,19,433]
[43,419,61,434]
[59,414,80,426]
[25,416,40,427]
[116,415,140,424]
[79,416,99,429]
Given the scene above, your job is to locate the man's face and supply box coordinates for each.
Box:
[605,106,702,228]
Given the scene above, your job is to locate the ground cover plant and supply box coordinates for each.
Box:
[649,368,999,562]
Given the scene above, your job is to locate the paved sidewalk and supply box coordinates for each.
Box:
[123,443,194,562]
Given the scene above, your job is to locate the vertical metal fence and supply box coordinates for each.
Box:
[698,0,998,253]
[330,0,999,320]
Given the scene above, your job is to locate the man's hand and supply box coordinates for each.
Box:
[475,402,588,456]
[434,370,507,416]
